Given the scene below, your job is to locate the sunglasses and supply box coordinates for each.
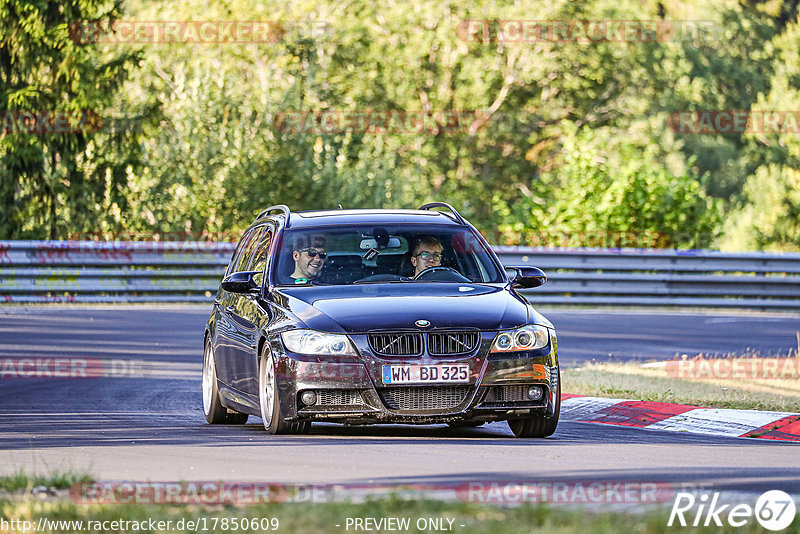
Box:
[416,252,442,260]
[300,248,327,259]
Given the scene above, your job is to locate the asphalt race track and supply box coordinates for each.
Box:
[1,306,799,493]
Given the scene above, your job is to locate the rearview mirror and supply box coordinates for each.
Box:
[360,237,402,250]
[221,271,261,294]
[506,266,547,288]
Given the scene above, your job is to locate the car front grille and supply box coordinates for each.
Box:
[487,385,529,402]
[315,389,365,407]
[428,331,480,355]
[368,333,423,356]
[378,386,472,411]
[368,331,479,356]
[481,385,548,407]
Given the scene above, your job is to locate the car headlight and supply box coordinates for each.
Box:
[280,329,357,356]
[490,325,549,353]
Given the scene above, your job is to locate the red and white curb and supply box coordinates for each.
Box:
[561,394,800,441]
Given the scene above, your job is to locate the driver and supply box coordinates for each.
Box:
[410,236,444,277]
[290,235,327,283]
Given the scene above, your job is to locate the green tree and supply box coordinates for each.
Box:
[10,0,795,251]
[493,124,721,248]
[0,0,141,238]
[720,19,800,251]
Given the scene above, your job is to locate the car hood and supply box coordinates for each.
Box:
[273,283,532,333]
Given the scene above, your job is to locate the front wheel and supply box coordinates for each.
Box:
[202,339,248,424]
[258,346,310,434]
[507,367,560,438]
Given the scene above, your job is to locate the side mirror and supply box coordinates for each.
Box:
[507,266,547,288]
[221,271,261,294]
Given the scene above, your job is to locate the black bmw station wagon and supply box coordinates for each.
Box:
[203,203,560,437]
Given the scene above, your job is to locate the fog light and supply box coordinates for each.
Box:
[527,386,543,401]
[300,391,317,406]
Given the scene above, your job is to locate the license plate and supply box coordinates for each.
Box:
[382,364,469,384]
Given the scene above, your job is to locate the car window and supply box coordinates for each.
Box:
[272,225,503,285]
[249,227,273,285]
[225,227,256,277]
[236,225,267,273]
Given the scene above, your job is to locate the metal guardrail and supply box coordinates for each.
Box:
[0,241,233,303]
[1,241,799,309]
[497,247,800,309]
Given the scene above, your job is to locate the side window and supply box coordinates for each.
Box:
[249,227,273,285]
[453,232,488,282]
[225,228,256,277]
[236,226,267,273]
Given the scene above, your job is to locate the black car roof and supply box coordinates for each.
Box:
[269,209,464,229]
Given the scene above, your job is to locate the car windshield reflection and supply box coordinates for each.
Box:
[273,225,503,286]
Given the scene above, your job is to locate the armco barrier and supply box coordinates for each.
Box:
[0,241,799,309]
[0,241,233,303]
[496,246,800,309]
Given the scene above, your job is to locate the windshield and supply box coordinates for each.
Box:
[272,225,504,286]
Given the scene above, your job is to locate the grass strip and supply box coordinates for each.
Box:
[564,358,800,412]
[0,469,93,493]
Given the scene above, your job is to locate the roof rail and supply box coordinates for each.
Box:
[418,202,467,225]
[256,205,291,227]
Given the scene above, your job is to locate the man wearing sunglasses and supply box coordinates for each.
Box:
[291,236,327,283]
[410,236,444,277]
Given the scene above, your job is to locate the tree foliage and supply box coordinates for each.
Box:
[493,123,721,248]
[2,0,798,250]
[721,18,800,251]
[0,0,142,238]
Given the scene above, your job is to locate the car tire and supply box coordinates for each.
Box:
[507,367,560,438]
[203,339,249,425]
[258,346,310,435]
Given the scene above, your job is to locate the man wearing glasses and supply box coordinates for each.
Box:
[291,236,327,283]
[410,236,444,277]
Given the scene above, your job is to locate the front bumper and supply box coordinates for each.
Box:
[269,330,559,425]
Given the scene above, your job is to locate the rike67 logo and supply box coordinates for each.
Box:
[669,490,796,530]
